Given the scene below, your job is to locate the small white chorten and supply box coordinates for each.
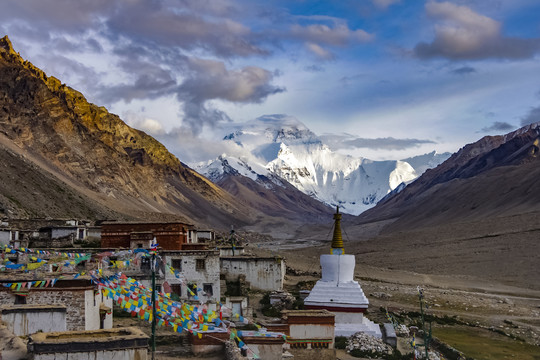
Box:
[304,207,382,338]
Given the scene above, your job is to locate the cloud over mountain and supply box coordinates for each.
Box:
[415,1,540,60]
[521,106,540,127]
[320,134,436,151]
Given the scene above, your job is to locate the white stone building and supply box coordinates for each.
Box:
[28,327,148,360]
[0,279,113,331]
[161,250,221,304]
[0,304,67,336]
[220,256,285,291]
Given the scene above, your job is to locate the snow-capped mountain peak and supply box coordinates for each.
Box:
[197,115,449,215]
[196,154,269,182]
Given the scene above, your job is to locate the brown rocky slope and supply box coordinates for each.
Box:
[355,122,540,232]
[0,35,254,227]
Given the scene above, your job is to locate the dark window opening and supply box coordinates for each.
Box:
[15,295,26,304]
[203,283,213,297]
[171,284,181,296]
[141,257,151,271]
[196,259,205,271]
[171,259,182,271]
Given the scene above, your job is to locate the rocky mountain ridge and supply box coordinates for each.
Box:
[0,35,252,227]
[356,121,540,232]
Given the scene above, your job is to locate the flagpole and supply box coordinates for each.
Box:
[151,239,157,360]
[418,286,430,360]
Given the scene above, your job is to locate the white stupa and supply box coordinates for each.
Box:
[304,207,382,338]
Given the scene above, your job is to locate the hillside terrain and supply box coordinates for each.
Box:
[284,122,540,291]
[0,35,337,232]
[0,35,253,227]
[355,123,540,232]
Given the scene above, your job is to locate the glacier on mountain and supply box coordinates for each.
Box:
[194,115,449,215]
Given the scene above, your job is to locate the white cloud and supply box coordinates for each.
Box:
[290,23,373,46]
[415,1,540,60]
[371,0,401,10]
[305,42,334,60]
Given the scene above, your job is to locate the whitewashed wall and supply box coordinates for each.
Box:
[220,258,285,291]
[163,251,221,303]
[1,307,66,336]
[289,323,334,340]
[33,348,147,360]
[84,289,113,330]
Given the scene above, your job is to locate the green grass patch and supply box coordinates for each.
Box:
[433,325,540,360]
[335,336,347,349]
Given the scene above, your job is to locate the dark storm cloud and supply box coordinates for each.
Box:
[481,121,515,133]
[106,0,267,58]
[95,60,177,104]
[520,106,540,127]
[51,36,104,53]
[320,134,436,151]
[40,55,101,85]
[86,38,104,53]
[0,0,111,33]
[450,66,476,75]
[1,0,344,135]
[177,57,285,134]
[415,1,540,60]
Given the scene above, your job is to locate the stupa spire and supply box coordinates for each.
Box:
[331,206,344,254]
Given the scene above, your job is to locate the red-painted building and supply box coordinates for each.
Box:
[100,222,196,250]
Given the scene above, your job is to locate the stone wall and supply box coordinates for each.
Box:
[1,305,66,336]
[163,250,221,302]
[287,348,336,360]
[0,285,112,331]
[220,257,285,291]
[29,327,148,360]
[32,348,147,360]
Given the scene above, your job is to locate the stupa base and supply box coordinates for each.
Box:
[335,316,382,338]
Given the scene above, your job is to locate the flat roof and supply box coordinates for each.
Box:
[29,327,148,353]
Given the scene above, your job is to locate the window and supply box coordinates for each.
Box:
[231,301,242,317]
[187,283,197,298]
[15,295,26,304]
[137,243,143,248]
[171,284,181,297]
[195,259,205,271]
[171,259,182,272]
[141,257,151,271]
[203,283,213,297]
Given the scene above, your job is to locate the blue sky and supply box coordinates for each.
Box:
[1,0,540,162]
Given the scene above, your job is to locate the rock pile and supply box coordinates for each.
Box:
[269,290,296,310]
[395,324,410,336]
[346,331,392,355]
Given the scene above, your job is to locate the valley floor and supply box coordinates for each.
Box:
[248,223,540,359]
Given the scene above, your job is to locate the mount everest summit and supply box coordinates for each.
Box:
[195,115,450,215]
